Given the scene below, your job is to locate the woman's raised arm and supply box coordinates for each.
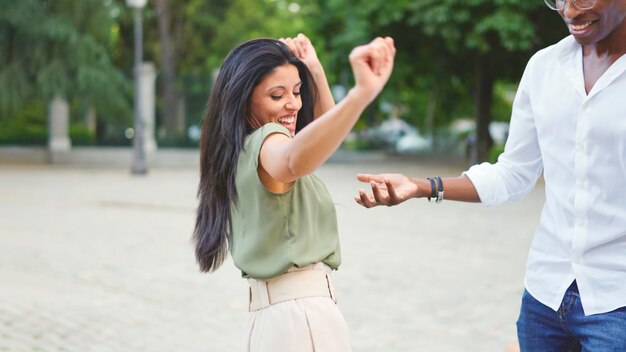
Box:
[260,37,396,184]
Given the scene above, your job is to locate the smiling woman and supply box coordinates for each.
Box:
[248,64,303,137]
[193,34,395,351]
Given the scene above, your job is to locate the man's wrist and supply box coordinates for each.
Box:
[411,178,430,199]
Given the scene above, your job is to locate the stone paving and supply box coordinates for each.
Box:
[0,155,544,351]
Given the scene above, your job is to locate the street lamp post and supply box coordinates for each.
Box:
[127,0,148,175]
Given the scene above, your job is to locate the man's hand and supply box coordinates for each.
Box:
[355,173,418,208]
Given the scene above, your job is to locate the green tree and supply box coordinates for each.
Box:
[314,0,566,161]
[405,0,565,162]
[207,0,316,68]
[116,0,309,142]
[149,0,230,140]
[134,0,319,144]
[0,0,131,122]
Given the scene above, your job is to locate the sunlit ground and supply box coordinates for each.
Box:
[0,154,543,351]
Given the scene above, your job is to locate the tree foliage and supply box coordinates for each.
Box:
[313,0,566,160]
[1,0,569,155]
[0,0,131,121]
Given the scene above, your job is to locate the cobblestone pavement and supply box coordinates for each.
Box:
[0,156,544,352]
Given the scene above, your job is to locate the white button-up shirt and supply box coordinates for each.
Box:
[465,36,626,316]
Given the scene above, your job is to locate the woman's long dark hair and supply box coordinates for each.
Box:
[194,39,318,272]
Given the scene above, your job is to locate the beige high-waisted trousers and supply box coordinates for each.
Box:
[245,263,351,352]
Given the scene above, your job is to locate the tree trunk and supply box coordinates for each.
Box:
[470,54,494,165]
[424,82,439,142]
[86,106,97,133]
[155,0,182,139]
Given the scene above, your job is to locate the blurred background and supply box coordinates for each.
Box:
[0,0,567,164]
[1,0,564,351]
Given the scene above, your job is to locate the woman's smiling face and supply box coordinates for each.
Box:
[248,64,302,136]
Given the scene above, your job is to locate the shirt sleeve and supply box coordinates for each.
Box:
[251,123,291,169]
[463,55,544,207]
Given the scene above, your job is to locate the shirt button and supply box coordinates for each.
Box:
[573,256,581,265]
[576,143,584,152]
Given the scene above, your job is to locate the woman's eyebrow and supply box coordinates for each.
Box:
[267,81,302,91]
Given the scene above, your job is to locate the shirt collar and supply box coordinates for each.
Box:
[556,35,626,100]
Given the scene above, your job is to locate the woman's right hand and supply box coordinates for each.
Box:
[348,37,396,104]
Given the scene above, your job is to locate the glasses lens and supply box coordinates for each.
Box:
[545,0,597,10]
[575,0,596,9]
[544,0,560,10]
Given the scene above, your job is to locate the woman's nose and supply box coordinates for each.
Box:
[285,94,301,110]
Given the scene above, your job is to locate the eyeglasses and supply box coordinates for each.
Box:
[544,0,598,10]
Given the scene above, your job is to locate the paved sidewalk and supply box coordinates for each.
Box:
[0,156,543,352]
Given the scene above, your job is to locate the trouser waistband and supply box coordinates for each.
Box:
[248,268,336,312]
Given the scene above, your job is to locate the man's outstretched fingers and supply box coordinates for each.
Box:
[359,189,375,208]
[385,179,398,204]
[370,181,381,203]
[357,174,384,184]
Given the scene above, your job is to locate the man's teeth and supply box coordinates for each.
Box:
[278,117,295,123]
[571,22,593,31]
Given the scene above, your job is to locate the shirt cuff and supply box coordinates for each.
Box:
[463,162,510,207]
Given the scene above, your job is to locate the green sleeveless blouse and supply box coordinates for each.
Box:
[230,123,341,279]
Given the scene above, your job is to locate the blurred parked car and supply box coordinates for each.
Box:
[360,118,431,154]
[395,133,431,154]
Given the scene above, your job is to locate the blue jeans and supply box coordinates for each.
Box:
[516,281,626,351]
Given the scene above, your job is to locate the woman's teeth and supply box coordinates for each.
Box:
[278,116,295,124]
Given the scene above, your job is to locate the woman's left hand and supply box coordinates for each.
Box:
[280,33,321,72]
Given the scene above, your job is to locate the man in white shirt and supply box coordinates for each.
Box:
[355,0,626,350]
